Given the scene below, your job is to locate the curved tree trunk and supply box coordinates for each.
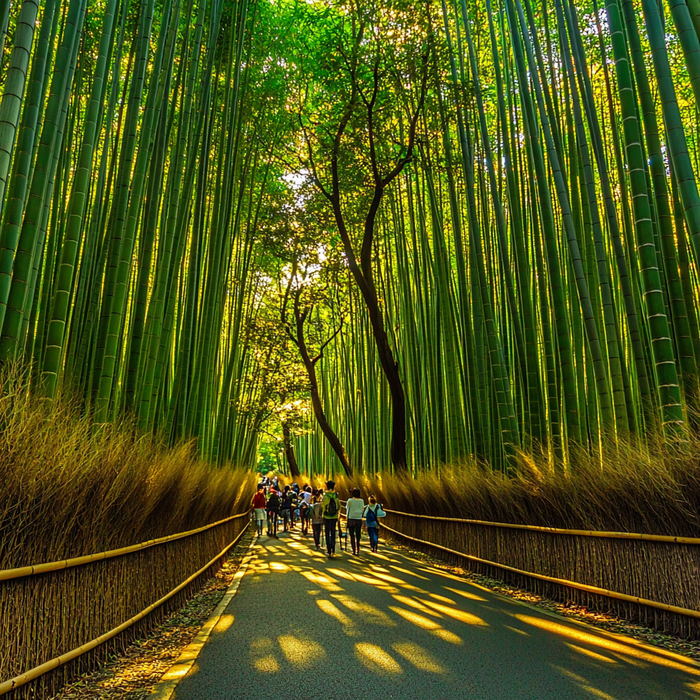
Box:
[282,422,300,477]
[293,303,353,476]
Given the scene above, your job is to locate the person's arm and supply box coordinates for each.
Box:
[377,505,386,517]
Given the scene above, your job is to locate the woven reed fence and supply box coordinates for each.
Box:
[0,509,252,699]
[382,510,700,639]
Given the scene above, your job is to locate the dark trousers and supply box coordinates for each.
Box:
[348,519,362,553]
[267,510,278,536]
[324,519,337,554]
[312,523,322,547]
[281,508,291,530]
[367,526,379,550]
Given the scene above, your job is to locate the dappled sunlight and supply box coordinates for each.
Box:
[278,635,326,668]
[300,569,344,592]
[389,606,463,645]
[250,637,280,673]
[515,615,700,675]
[391,594,443,617]
[389,565,429,580]
[254,656,280,673]
[552,666,617,699]
[431,628,463,644]
[368,551,393,562]
[355,643,403,675]
[212,614,235,634]
[419,598,489,626]
[209,536,700,697]
[332,569,401,592]
[392,641,447,673]
[444,586,487,601]
[389,606,441,630]
[332,594,396,626]
[566,643,617,664]
[417,566,470,582]
[316,598,359,635]
[428,592,455,604]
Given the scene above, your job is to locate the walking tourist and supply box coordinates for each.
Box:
[310,495,324,549]
[266,489,280,537]
[300,486,312,535]
[363,496,386,553]
[345,488,365,555]
[252,485,267,536]
[281,487,293,531]
[322,480,341,557]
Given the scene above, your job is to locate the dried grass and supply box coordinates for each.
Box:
[0,369,256,698]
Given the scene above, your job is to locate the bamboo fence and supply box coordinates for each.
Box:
[382,509,700,638]
[0,510,252,699]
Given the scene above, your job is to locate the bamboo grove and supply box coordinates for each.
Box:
[0,0,697,474]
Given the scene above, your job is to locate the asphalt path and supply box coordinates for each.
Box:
[170,527,700,699]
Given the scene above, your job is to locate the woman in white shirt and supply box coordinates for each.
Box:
[345,488,365,555]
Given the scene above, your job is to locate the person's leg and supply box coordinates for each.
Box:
[313,523,321,548]
[336,519,343,551]
[353,523,362,553]
[348,522,357,553]
[368,526,378,551]
[324,521,334,555]
[272,512,278,536]
[266,511,272,536]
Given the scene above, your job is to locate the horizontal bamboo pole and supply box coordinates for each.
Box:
[384,509,700,544]
[381,522,700,620]
[0,510,251,582]
[0,521,251,696]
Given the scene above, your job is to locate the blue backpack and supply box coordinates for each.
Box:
[365,506,379,526]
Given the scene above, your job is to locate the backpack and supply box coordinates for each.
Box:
[365,506,378,526]
[325,494,339,518]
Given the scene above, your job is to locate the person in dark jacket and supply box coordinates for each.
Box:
[266,490,280,537]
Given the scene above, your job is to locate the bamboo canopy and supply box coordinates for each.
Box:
[0,0,695,474]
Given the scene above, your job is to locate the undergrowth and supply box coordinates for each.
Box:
[0,371,255,569]
[296,440,700,537]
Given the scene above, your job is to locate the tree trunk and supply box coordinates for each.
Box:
[357,285,407,472]
[294,309,353,476]
[282,422,300,477]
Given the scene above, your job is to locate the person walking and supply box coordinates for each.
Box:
[281,486,293,531]
[252,485,267,537]
[363,496,386,553]
[345,488,365,555]
[322,480,341,557]
[300,486,312,535]
[266,489,280,537]
[310,495,324,549]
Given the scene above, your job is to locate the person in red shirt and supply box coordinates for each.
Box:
[251,485,267,536]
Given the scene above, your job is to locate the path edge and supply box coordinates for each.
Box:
[145,536,258,700]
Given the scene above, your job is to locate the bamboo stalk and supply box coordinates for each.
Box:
[0,521,250,696]
[0,510,250,582]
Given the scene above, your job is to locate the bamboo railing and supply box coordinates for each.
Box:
[381,508,700,638]
[0,509,252,699]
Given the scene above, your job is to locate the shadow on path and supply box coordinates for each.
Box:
[170,530,700,699]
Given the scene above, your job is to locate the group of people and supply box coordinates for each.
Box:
[251,480,386,557]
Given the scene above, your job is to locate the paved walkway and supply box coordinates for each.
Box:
[169,529,700,699]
